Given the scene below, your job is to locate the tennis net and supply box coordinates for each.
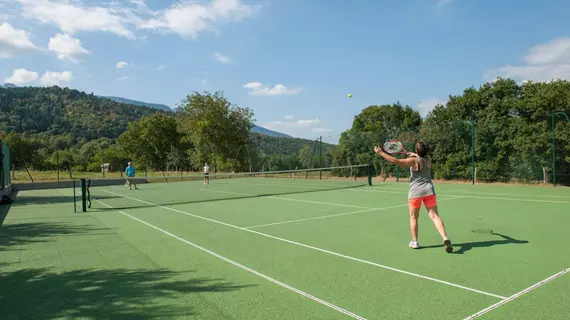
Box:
[82,164,372,211]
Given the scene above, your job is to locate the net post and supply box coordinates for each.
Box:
[367,163,372,186]
[319,136,323,180]
[80,178,87,212]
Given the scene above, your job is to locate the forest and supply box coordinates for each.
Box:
[1,77,570,185]
[0,87,332,175]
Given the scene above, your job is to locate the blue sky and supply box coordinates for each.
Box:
[2,0,570,142]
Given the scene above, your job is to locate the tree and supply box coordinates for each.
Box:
[333,103,422,177]
[2,133,43,180]
[351,103,421,138]
[177,91,254,171]
[421,78,570,184]
[91,144,130,173]
[118,113,183,171]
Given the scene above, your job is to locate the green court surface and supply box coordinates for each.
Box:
[1,177,569,319]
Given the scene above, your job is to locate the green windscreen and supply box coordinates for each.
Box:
[1,142,10,190]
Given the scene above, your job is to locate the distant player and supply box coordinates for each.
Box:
[374,141,453,253]
[204,163,210,185]
[126,162,139,190]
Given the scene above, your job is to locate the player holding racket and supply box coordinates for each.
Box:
[374,141,453,253]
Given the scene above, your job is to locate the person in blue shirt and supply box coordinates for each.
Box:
[125,162,139,190]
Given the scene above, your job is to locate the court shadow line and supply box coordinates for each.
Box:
[88,184,370,212]
[0,267,254,319]
[419,232,529,254]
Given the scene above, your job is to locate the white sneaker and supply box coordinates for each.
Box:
[409,240,419,249]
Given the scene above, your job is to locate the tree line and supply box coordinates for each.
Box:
[2,78,569,185]
[333,78,570,184]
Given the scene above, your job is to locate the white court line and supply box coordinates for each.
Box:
[243,196,467,229]
[347,188,570,204]
[452,190,570,199]
[463,268,570,319]
[244,208,378,229]
[200,188,377,210]
[370,185,570,199]
[100,190,507,300]
[92,198,367,320]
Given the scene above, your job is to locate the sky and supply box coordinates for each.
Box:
[1,0,570,142]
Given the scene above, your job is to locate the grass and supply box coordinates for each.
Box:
[1,177,569,319]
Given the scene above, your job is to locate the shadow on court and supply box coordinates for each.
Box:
[87,184,369,212]
[0,268,253,320]
[11,192,120,207]
[0,222,113,252]
[420,232,529,254]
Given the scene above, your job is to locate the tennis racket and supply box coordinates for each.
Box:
[383,140,409,155]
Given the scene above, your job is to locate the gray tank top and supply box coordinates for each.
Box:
[408,156,435,199]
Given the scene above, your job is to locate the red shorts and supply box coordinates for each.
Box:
[408,194,437,209]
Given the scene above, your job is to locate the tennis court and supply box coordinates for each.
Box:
[1,166,569,319]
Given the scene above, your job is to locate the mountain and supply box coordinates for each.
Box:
[250,125,291,138]
[98,95,172,112]
[1,83,16,88]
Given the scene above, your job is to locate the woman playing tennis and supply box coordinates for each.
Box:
[374,141,453,253]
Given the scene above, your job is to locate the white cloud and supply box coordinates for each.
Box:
[0,22,39,58]
[243,82,302,96]
[4,68,39,84]
[311,128,332,133]
[284,115,295,120]
[154,65,166,70]
[116,61,129,68]
[267,119,320,128]
[40,71,73,86]
[3,68,73,86]
[296,119,320,126]
[48,33,90,62]
[13,0,258,40]
[484,38,570,82]
[416,98,447,117]
[213,52,231,63]
[117,76,129,81]
[138,0,258,39]
[16,0,135,38]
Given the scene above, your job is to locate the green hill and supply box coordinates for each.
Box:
[0,86,160,141]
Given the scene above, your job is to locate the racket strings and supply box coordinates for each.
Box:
[384,141,404,153]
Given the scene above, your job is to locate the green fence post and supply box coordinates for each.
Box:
[471,116,475,185]
[552,112,570,186]
[73,180,77,213]
[80,178,87,212]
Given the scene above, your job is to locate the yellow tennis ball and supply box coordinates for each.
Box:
[348,94,352,98]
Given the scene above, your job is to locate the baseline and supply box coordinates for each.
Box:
[463,268,570,319]
[93,198,367,320]
[100,190,507,300]
[346,188,570,205]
